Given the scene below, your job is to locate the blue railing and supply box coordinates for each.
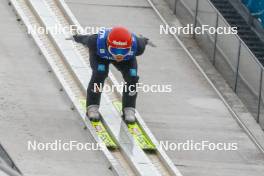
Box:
[242,0,264,27]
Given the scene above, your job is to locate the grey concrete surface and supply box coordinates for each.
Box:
[65,0,264,175]
[162,0,264,152]
[0,2,113,176]
[165,0,264,129]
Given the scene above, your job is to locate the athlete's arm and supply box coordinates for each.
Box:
[135,36,149,56]
[73,34,98,49]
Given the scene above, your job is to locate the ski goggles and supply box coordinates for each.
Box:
[108,46,131,57]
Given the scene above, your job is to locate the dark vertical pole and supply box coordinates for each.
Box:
[257,69,263,123]
[173,0,177,15]
[193,0,199,39]
[212,13,219,65]
[234,40,242,93]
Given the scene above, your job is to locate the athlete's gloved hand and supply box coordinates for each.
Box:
[139,34,156,47]
[146,38,156,47]
[72,34,82,42]
[65,34,82,42]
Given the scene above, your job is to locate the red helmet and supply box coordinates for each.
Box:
[107,26,132,49]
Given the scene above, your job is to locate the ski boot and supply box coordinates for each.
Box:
[123,107,136,124]
[86,105,100,121]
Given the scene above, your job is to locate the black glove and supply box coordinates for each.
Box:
[139,34,156,47]
[143,37,149,45]
[73,34,81,42]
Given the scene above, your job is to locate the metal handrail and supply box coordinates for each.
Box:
[160,0,264,152]
[177,0,264,123]
[205,0,264,70]
[204,0,264,122]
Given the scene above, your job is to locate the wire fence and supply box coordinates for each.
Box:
[168,0,264,129]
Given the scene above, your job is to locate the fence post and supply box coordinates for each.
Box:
[234,40,242,92]
[193,0,199,39]
[257,69,263,123]
[173,0,177,14]
[212,13,219,65]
